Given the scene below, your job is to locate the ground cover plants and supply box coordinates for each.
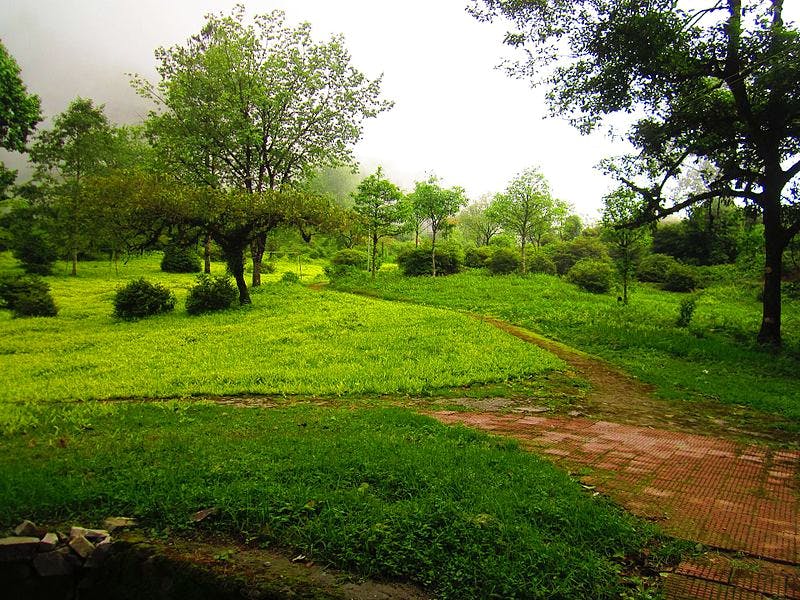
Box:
[0,401,681,599]
[330,269,800,427]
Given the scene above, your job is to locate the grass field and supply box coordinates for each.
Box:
[0,401,680,598]
[330,269,800,424]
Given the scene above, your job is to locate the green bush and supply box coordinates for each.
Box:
[281,271,301,284]
[262,261,276,274]
[331,248,368,269]
[549,237,610,275]
[185,275,238,315]
[396,243,463,276]
[113,278,176,320]
[0,274,58,318]
[527,251,557,275]
[487,248,520,275]
[160,245,201,273]
[676,296,697,327]
[566,259,614,293]
[662,264,699,292]
[464,246,493,268]
[11,230,58,275]
[637,253,679,283]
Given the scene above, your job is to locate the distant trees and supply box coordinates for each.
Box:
[457,195,502,247]
[352,167,404,278]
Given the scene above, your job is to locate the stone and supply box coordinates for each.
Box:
[84,541,112,569]
[191,507,218,523]
[103,516,137,532]
[38,532,58,552]
[14,519,45,538]
[68,535,95,559]
[0,537,41,562]
[33,550,74,577]
[69,526,108,542]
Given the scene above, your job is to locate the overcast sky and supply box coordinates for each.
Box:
[3,1,796,219]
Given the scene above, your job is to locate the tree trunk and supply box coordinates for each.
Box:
[204,232,212,274]
[250,234,266,287]
[520,239,527,274]
[757,209,783,346]
[371,232,379,278]
[226,249,251,305]
[415,226,420,247]
[71,248,78,276]
[431,229,437,277]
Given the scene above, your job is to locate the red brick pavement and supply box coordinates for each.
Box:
[431,411,800,598]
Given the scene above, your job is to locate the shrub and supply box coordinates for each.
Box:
[566,259,614,293]
[487,248,520,275]
[185,275,238,315]
[637,253,679,283]
[280,271,301,284]
[0,275,58,318]
[11,230,58,275]
[464,246,493,268]
[262,261,276,274]
[396,243,463,276]
[662,264,699,292]
[161,245,201,273]
[549,237,610,275]
[113,278,176,320]
[331,248,368,269]
[676,296,697,327]
[527,251,557,275]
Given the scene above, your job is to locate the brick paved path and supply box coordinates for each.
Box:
[432,411,800,598]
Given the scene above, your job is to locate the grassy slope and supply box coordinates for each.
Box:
[0,402,677,599]
[0,254,562,407]
[331,269,800,422]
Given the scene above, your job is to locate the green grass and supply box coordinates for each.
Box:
[330,269,800,423]
[0,401,679,598]
[0,253,562,409]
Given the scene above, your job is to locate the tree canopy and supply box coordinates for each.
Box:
[471,0,800,346]
[352,167,404,277]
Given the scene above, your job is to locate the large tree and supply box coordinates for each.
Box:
[471,0,800,346]
[133,6,391,288]
[352,167,404,277]
[0,40,41,197]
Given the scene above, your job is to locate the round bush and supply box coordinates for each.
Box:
[488,248,521,275]
[161,245,201,273]
[0,274,58,318]
[11,231,58,275]
[280,271,301,284]
[637,253,679,283]
[464,246,493,269]
[662,264,699,292]
[527,252,557,275]
[185,275,238,315]
[396,243,463,276]
[549,237,610,275]
[566,259,614,293]
[114,278,176,320]
[331,248,368,269]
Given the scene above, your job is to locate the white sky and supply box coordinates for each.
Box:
[2,0,797,220]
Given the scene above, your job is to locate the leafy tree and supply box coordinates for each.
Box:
[133,6,391,288]
[0,41,41,197]
[407,177,467,277]
[601,188,650,304]
[493,167,556,273]
[29,98,113,275]
[352,167,404,278]
[457,195,502,247]
[471,0,800,346]
[559,214,584,241]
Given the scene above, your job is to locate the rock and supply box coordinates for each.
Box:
[57,546,84,570]
[84,541,112,569]
[14,520,46,538]
[0,537,41,562]
[69,526,108,542]
[191,507,218,523]
[33,550,74,577]
[38,532,58,552]
[68,535,95,559]
[103,516,137,532]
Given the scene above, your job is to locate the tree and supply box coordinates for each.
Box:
[560,214,584,241]
[400,193,426,247]
[352,167,404,278]
[408,177,467,277]
[0,41,41,198]
[29,98,114,275]
[471,1,800,346]
[458,195,502,246]
[133,6,391,289]
[493,167,555,273]
[601,188,650,304]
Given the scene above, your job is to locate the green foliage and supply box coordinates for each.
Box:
[396,243,463,276]
[0,274,57,318]
[637,253,680,283]
[549,236,610,275]
[487,247,521,275]
[160,245,201,273]
[331,248,368,268]
[113,278,176,320]
[10,228,58,275]
[566,259,614,293]
[464,245,493,268]
[0,41,41,154]
[662,264,700,293]
[457,197,502,247]
[527,251,557,275]
[185,274,238,315]
[676,296,697,328]
[280,271,301,284]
